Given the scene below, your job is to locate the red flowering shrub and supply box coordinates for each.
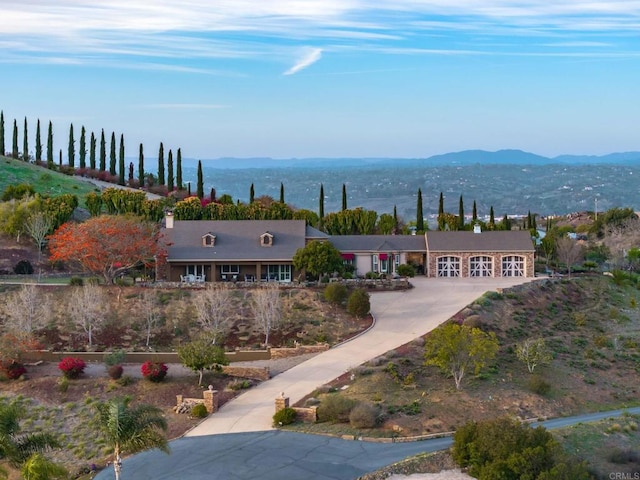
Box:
[58,357,86,379]
[1,361,27,380]
[141,361,168,382]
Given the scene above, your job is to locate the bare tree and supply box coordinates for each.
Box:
[555,236,584,277]
[24,211,53,281]
[249,285,282,346]
[515,338,553,373]
[139,289,160,349]
[68,284,105,347]
[2,284,50,335]
[193,284,232,345]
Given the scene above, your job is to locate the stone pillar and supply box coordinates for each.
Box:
[176,394,184,408]
[275,391,289,413]
[203,386,219,413]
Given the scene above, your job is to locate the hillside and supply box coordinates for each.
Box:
[292,276,640,440]
[0,155,98,204]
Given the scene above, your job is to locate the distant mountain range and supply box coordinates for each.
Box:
[182,149,640,169]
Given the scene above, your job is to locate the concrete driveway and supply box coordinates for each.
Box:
[187,276,533,436]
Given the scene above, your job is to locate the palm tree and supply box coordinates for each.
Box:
[95,397,169,480]
[0,402,59,469]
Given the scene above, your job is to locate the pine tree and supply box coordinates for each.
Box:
[438,192,445,231]
[196,160,204,199]
[0,110,4,156]
[12,119,18,159]
[47,121,53,168]
[79,126,86,169]
[138,143,144,187]
[319,183,325,219]
[35,119,42,162]
[249,183,255,203]
[472,200,477,221]
[342,183,347,211]
[118,134,125,185]
[99,129,106,171]
[280,182,285,203]
[167,149,174,191]
[109,132,116,175]
[176,148,183,190]
[458,195,464,230]
[22,117,28,161]
[68,123,75,168]
[90,132,96,170]
[157,142,165,185]
[416,188,424,232]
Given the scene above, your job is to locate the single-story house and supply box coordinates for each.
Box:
[158,215,535,282]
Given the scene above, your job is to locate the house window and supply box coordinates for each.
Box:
[372,255,379,272]
[260,232,274,247]
[185,265,206,277]
[470,256,493,277]
[502,255,525,277]
[202,233,216,247]
[394,254,400,267]
[265,264,291,282]
[220,265,240,274]
[437,256,460,277]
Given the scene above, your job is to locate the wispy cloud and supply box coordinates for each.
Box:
[283,48,323,75]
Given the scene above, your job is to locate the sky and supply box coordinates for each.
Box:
[0,1,639,160]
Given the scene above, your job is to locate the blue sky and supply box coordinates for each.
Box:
[0,1,639,160]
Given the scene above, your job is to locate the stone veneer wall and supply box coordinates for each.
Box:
[176,387,219,414]
[270,344,329,359]
[426,251,535,278]
[221,365,270,381]
[274,395,317,423]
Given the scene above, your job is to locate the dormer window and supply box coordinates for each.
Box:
[260,232,274,247]
[202,233,216,247]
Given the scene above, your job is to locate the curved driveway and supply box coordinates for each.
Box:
[187,276,532,436]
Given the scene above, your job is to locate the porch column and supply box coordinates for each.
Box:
[255,262,262,280]
[211,262,217,282]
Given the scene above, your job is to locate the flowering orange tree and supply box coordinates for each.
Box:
[48,215,160,283]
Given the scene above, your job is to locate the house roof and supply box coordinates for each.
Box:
[305,225,329,239]
[165,220,307,262]
[328,235,426,252]
[425,230,534,253]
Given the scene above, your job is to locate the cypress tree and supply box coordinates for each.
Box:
[157,142,165,185]
[342,184,347,211]
[22,117,28,161]
[393,205,398,234]
[280,182,285,203]
[187,182,192,196]
[99,129,106,171]
[458,195,464,230]
[109,132,116,175]
[0,111,4,156]
[118,134,125,185]
[59,149,62,166]
[472,200,477,221]
[489,206,495,229]
[416,188,424,232]
[532,213,537,230]
[167,149,174,191]
[196,160,204,199]
[249,183,255,203]
[128,162,134,182]
[502,214,510,230]
[319,183,325,219]
[176,148,183,190]
[138,143,144,187]
[90,132,96,170]
[35,119,42,162]
[47,121,53,168]
[12,119,18,159]
[68,123,75,168]
[526,211,532,229]
[210,188,216,201]
[79,126,86,169]
[437,192,445,231]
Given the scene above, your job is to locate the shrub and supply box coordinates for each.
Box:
[107,364,124,380]
[273,407,297,426]
[527,375,551,395]
[69,276,84,286]
[228,379,251,391]
[14,260,34,275]
[349,402,380,428]
[58,357,86,379]
[608,448,640,464]
[117,375,134,387]
[1,361,27,380]
[57,376,69,392]
[141,361,168,382]
[346,289,370,318]
[190,403,208,418]
[323,283,348,305]
[396,264,416,277]
[317,395,357,423]
[104,350,126,367]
